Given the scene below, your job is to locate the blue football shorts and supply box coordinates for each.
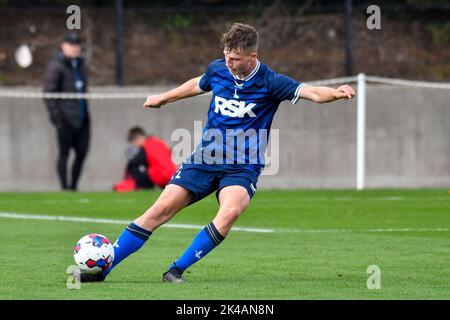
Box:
[167,163,259,204]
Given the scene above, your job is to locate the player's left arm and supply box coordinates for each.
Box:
[299,84,355,103]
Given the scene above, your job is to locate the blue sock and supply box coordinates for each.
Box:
[169,222,225,273]
[103,221,152,277]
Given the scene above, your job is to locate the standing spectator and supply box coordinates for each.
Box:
[44,32,90,191]
[114,127,177,192]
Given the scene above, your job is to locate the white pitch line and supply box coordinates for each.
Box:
[0,212,448,234]
[0,212,274,233]
[280,227,450,233]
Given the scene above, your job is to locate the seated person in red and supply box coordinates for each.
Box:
[114,127,177,192]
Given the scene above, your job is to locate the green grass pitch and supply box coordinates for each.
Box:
[0,189,449,299]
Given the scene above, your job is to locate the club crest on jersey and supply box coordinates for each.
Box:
[214,96,256,118]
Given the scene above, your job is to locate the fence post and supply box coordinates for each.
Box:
[357,73,366,190]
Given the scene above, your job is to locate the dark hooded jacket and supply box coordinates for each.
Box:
[43,51,89,129]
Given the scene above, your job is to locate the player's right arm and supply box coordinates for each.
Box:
[143,76,203,109]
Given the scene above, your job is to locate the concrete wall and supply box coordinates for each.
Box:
[0,84,449,191]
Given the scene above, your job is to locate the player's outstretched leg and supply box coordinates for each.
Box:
[163,185,250,283]
[79,185,193,283]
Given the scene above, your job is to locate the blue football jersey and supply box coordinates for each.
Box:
[190,58,305,174]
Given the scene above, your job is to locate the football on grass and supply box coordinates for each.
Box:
[73,234,114,274]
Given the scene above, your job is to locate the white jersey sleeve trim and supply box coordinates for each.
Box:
[291,83,306,104]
